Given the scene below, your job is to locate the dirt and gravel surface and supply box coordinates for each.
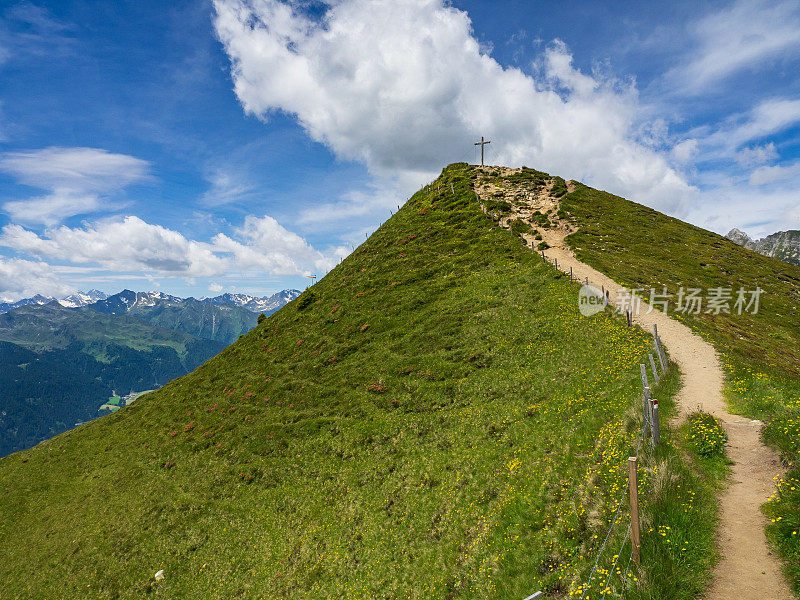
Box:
[474,168,793,600]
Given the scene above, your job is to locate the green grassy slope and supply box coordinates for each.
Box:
[561,183,800,590]
[561,184,800,374]
[0,164,715,599]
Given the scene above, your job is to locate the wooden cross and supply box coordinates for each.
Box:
[474,136,491,166]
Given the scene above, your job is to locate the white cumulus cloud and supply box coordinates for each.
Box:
[212,214,336,274]
[0,213,338,281]
[663,0,800,95]
[714,99,800,151]
[0,257,73,303]
[671,139,698,164]
[0,216,225,275]
[0,147,151,225]
[213,0,697,216]
[735,143,778,167]
[687,99,800,166]
[749,161,800,186]
[2,191,103,225]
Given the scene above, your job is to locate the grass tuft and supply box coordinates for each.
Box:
[687,412,727,458]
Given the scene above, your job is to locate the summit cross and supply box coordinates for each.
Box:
[474,136,491,166]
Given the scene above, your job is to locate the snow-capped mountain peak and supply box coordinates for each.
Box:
[58,290,109,308]
[86,290,185,314]
[0,294,56,313]
[201,290,301,313]
[130,291,183,308]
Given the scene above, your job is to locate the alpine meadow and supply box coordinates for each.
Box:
[3,163,789,599]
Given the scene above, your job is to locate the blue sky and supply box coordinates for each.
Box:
[0,0,798,301]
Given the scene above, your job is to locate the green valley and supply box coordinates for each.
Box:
[0,289,300,457]
[0,302,226,456]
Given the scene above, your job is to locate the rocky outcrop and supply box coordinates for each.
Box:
[726,228,800,266]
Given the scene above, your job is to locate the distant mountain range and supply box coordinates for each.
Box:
[0,288,300,457]
[202,289,301,313]
[726,228,800,266]
[0,288,300,315]
[59,289,110,308]
[88,291,258,345]
[0,289,107,313]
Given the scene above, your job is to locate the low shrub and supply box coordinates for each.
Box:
[510,219,533,236]
[551,177,568,198]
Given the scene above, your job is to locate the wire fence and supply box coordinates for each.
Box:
[533,248,671,600]
[461,178,671,600]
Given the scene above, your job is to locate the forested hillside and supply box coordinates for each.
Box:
[0,303,225,456]
[88,290,258,345]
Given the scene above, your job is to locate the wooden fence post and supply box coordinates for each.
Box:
[649,354,660,384]
[640,363,649,390]
[651,399,660,447]
[653,324,667,371]
[629,457,641,564]
[570,266,573,281]
[555,258,558,270]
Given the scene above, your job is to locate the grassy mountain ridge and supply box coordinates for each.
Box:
[0,164,719,599]
[561,184,800,375]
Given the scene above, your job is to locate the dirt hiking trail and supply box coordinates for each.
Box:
[473,168,793,600]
